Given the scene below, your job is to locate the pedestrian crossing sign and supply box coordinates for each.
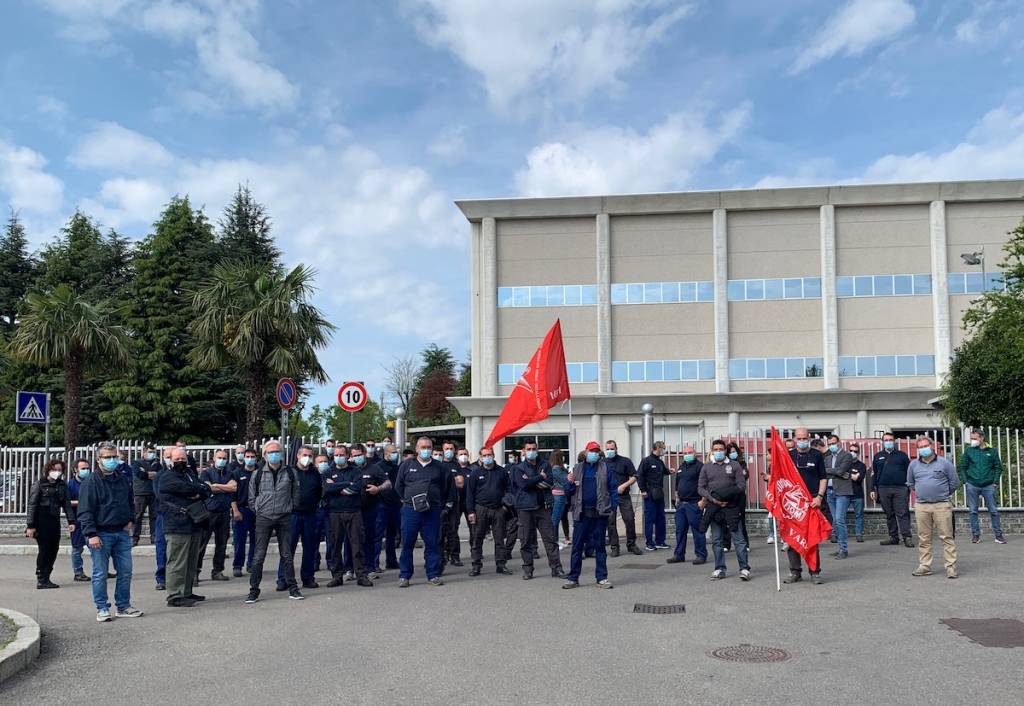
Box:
[16,391,49,425]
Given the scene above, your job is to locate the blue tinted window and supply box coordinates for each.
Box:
[628,361,644,381]
[729,359,746,380]
[804,277,822,298]
[645,361,663,381]
[805,358,824,377]
[627,284,643,304]
[513,365,527,380]
[836,276,854,297]
[564,285,581,305]
[581,285,598,305]
[663,360,680,381]
[766,358,785,379]
[764,279,784,300]
[498,364,514,385]
[856,356,876,377]
[610,284,627,304]
[546,286,564,306]
[746,279,765,300]
[787,357,806,378]
[947,273,965,294]
[581,362,598,383]
[727,280,745,301]
[965,272,984,293]
[876,355,896,377]
[681,360,698,380]
[530,287,546,306]
[513,287,529,306]
[643,283,662,303]
[697,281,714,302]
[916,355,935,375]
[854,276,873,296]
[612,362,627,382]
[896,355,915,376]
[565,363,581,383]
[498,287,514,307]
[873,275,893,296]
[913,274,931,295]
[838,356,855,377]
[985,272,1004,291]
[893,275,913,295]
[680,281,697,302]
[784,279,803,299]
[699,359,715,380]
[747,358,766,379]
[662,282,680,303]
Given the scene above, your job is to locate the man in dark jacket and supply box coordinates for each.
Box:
[667,444,706,565]
[373,444,403,571]
[637,441,670,551]
[323,444,371,588]
[158,446,212,607]
[603,440,641,556]
[26,458,76,588]
[197,449,237,582]
[132,444,160,546]
[445,447,473,567]
[230,448,259,577]
[278,446,324,589]
[512,440,565,580]
[394,437,451,587]
[562,441,618,589]
[698,439,750,581]
[77,443,142,621]
[871,432,914,547]
[785,428,828,584]
[353,444,390,578]
[824,435,855,559]
[245,440,304,603]
[467,446,513,576]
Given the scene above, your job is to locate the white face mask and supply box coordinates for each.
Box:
[298,455,312,468]
[457,454,468,464]
[48,471,62,481]
[970,439,981,447]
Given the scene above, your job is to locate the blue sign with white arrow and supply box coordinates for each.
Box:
[16,391,49,425]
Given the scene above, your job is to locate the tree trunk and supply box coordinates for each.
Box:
[64,349,83,450]
[245,364,266,444]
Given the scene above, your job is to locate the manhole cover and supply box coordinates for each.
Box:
[941,619,1024,648]
[708,644,791,663]
[620,563,660,570]
[634,603,685,614]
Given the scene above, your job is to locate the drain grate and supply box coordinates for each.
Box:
[620,563,660,570]
[941,619,1024,648]
[708,644,791,663]
[634,603,685,615]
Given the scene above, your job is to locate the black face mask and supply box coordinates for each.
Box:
[173,461,188,472]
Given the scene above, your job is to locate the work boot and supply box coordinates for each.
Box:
[74,573,90,582]
[811,574,824,585]
[469,567,481,576]
[496,565,513,575]
[903,537,915,548]
[356,577,374,587]
[783,573,802,584]
[879,537,899,545]
[628,545,643,556]
[185,594,205,601]
[609,546,620,558]
[37,579,59,589]
[327,577,344,588]
[167,597,197,607]
[666,556,685,564]
[522,569,534,580]
[551,568,566,579]
[450,557,464,567]
[211,572,229,581]
[912,566,933,576]
[232,568,243,577]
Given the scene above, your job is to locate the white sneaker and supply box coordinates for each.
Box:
[740,569,751,581]
[115,606,143,618]
[710,569,725,580]
[96,608,112,622]
[343,571,355,581]
[766,535,775,544]
[596,579,613,589]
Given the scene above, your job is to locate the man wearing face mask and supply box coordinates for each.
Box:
[513,441,565,580]
[467,446,513,576]
[152,447,172,590]
[364,440,379,462]
[908,436,960,578]
[173,438,199,473]
[77,443,142,621]
[395,437,451,587]
[562,441,618,589]
[698,440,751,581]
[373,444,403,571]
[871,432,913,548]
[823,435,855,559]
[637,441,670,551]
[245,440,304,603]
[230,448,259,578]
[323,439,336,456]
[131,444,160,547]
[228,445,247,476]
[603,440,641,557]
[847,443,866,543]
[26,459,76,589]
[443,447,473,567]
[324,444,371,587]
[197,449,237,582]
[159,447,212,608]
[68,459,92,582]
[667,444,707,565]
[276,446,323,590]
[355,445,391,578]
[958,429,1006,544]
[784,428,827,584]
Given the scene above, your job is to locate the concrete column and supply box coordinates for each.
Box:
[591,414,603,445]
[481,217,498,396]
[596,213,612,393]
[469,221,482,396]
[929,201,951,384]
[469,416,483,457]
[855,410,869,438]
[712,208,729,393]
[820,205,839,389]
[727,411,740,435]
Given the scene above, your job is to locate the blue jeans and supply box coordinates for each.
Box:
[71,524,86,575]
[832,494,851,551]
[375,504,401,568]
[643,495,666,546]
[399,506,442,580]
[966,483,1003,538]
[278,512,319,585]
[314,507,330,570]
[154,512,167,584]
[673,501,707,560]
[851,496,864,536]
[567,514,608,583]
[232,506,255,570]
[551,495,568,543]
[87,529,133,611]
[711,517,749,572]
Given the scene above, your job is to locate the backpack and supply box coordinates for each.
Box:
[253,466,296,497]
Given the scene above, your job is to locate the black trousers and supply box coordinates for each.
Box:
[197,510,231,574]
[250,514,295,592]
[133,494,156,540]
[470,505,507,569]
[878,485,912,539]
[788,545,821,576]
[446,500,473,559]
[503,507,519,557]
[34,515,61,581]
[518,507,562,572]
[328,511,366,579]
[606,493,637,548]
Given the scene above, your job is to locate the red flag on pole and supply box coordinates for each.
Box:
[484,319,570,448]
[764,427,832,573]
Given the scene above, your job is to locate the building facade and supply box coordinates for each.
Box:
[450,179,1024,460]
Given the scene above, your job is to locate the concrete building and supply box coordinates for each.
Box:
[450,179,1024,461]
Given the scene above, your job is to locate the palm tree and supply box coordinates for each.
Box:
[7,285,130,448]
[189,259,335,442]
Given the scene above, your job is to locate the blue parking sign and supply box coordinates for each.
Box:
[16,391,49,425]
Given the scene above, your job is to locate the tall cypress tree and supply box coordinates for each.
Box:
[217,184,281,265]
[101,196,216,440]
[0,211,35,332]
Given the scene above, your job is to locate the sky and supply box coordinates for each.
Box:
[1,0,1023,413]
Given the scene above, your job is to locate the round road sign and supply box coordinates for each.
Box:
[337,381,368,413]
[276,377,297,410]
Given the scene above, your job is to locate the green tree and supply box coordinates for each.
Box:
[36,212,128,301]
[944,218,1024,427]
[7,286,130,448]
[190,259,335,442]
[101,196,217,440]
[0,211,35,332]
[322,400,386,443]
[216,184,281,265]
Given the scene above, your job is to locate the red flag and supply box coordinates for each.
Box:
[485,319,570,448]
[764,427,832,573]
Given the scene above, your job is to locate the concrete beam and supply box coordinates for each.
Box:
[480,217,497,396]
[712,208,729,393]
[930,201,952,383]
[596,213,612,393]
[820,205,839,389]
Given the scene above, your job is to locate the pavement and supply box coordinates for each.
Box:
[1,535,1022,705]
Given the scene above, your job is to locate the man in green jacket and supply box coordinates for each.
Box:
[958,429,1006,544]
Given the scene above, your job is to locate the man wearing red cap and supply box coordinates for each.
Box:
[562,441,619,589]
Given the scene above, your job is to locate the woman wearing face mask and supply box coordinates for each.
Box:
[721,443,750,551]
[26,459,77,589]
[548,451,571,548]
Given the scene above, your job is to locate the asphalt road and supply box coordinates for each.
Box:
[1,536,1022,705]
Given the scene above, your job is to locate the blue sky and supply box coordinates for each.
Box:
[1,0,1023,413]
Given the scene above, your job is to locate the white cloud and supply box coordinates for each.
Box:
[0,140,65,214]
[79,177,170,228]
[515,104,751,197]
[70,122,176,173]
[428,125,468,161]
[953,1,1017,45]
[407,0,693,109]
[792,0,916,74]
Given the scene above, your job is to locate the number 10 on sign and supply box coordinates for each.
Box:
[338,381,368,443]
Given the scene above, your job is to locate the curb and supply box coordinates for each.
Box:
[0,608,41,685]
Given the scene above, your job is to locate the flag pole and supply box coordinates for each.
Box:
[567,398,574,463]
[773,516,781,591]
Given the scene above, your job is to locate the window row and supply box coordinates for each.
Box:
[838,354,935,377]
[837,274,931,298]
[612,359,715,382]
[611,281,715,305]
[727,277,821,301]
[947,272,1006,295]
[498,362,598,385]
[729,357,825,380]
[497,285,599,308]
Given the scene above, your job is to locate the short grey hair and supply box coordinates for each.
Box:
[97,442,117,454]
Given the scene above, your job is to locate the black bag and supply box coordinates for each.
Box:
[411,493,430,512]
[649,485,664,501]
[501,492,516,509]
[185,501,210,525]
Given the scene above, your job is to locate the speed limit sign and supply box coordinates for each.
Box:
[337,381,368,413]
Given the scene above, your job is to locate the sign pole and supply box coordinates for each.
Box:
[281,408,289,461]
[350,412,355,445]
[44,393,51,461]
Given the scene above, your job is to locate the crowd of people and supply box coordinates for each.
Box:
[23,427,1008,622]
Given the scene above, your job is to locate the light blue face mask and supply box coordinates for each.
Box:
[683,453,695,463]
[101,458,119,472]
[79,468,91,478]
[236,453,245,463]
[388,452,399,463]
[215,458,227,469]
[918,446,934,458]
[586,451,600,464]
[244,457,256,467]
[334,456,347,466]
[419,449,432,460]
[266,451,283,464]
[712,451,726,462]
[828,444,839,454]
[443,449,454,460]
[797,440,810,451]
[146,452,157,461]
[604,449,616,459]
[481,456,495,466]
[318,462,330,473]
[352,455,365,466]
[883,441,895,451]
[525,450,538,461]
[728,451,739,460]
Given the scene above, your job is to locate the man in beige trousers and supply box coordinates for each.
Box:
[907,436,961,579]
